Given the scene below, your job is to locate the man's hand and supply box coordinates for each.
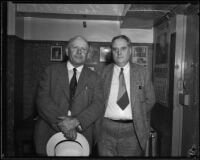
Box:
[61,128,77,140]
[57,116,80,131]
[57,116,80,140]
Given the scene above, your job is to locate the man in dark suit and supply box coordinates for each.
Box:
[97,35,155,156]
[34,36,104,155]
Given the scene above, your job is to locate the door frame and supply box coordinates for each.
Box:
[171,14,187,156]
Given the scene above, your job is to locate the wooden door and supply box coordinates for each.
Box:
[180,15,199,157]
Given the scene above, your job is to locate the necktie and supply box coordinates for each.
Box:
[69,68,77,108]
[117,68,129,110]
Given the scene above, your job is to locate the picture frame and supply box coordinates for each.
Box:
[51,46,63,61]
[131,46,148,66]
[100,46,112,62]
[86,45,100,65]
[155,32,168,66]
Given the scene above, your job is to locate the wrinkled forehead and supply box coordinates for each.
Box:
[112,38,130,48]
[68,37,89,48]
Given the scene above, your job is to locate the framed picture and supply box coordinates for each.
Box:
[131,46,148,66]
[86,45,100,65]
[155,32,168,65]
[51,46,63,61]
[100,46,111,62]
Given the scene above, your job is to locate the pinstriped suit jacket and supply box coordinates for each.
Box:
[34,62,104,155]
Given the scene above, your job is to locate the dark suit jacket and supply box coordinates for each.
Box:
[34,63,104,155]
[96,63,155,152]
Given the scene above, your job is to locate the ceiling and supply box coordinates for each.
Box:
[16,4,125,16]
[16,4,199,29]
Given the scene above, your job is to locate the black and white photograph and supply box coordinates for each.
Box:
[155,32,168,65]
[131,46,148,66]
[2,2,199,158]
[51,46,63,61]
[100,46,111,62]
[86,45,100,64]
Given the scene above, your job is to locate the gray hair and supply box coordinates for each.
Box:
[67,35,89,48]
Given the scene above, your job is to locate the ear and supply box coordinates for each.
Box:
[65,48,68,57]
[128,46,132,55]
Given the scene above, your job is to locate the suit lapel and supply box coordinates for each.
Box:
[104,64,114,107]
[58,63,70,100]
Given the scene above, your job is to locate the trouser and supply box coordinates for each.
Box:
[98,117,142,156]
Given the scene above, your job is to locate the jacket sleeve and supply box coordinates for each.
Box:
[36,66,62,131]
[76,74,105,131]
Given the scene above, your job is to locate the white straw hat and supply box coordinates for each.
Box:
[46,132,90,156]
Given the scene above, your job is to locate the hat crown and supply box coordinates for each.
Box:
[46,132,90,156]
[55,141,83,156]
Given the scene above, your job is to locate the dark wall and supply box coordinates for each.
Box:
[23,40,68,119]
[6,35,25,155]
[14,37,24,124]
[6,35,16,156]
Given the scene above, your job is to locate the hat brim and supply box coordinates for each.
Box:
[46,132,90,156]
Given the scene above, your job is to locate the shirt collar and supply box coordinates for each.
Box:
[67,61,83,73]
[114,62,130,74]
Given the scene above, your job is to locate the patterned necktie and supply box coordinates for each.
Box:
[69,68,77,104]
[117,68,129,110]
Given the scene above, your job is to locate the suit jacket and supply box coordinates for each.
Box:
[34,63,104,155]
[96,63,155,152]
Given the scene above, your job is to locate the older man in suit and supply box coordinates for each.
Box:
[34,36,104,155]
[97,35,155,156]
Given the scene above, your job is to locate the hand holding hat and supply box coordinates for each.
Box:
[58,116,80,130]
[57,116,80,140]
[46,117,89,156]
[46,132,90,156]
[62,128,77,140]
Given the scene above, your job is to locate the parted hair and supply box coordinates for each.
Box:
[111,35,131,47]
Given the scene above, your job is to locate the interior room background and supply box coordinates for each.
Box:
[6,3,153,155]
[5,2,199,157]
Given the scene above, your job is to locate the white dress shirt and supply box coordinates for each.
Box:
[67,61,83,82]
[104,62,133,120]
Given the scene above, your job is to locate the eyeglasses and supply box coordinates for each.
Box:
[70,46,88,53]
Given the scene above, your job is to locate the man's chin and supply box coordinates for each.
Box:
[116,60,125,64]
[73,62,84,66]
